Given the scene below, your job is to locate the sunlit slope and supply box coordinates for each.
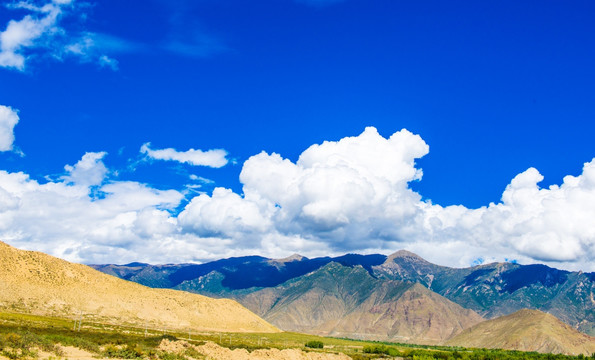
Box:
[374,251,595,336]
[238,262,483,344]
[446,309,595,355]
[0,241,279,333]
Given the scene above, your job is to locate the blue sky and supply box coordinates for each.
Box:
[0,0,594,270]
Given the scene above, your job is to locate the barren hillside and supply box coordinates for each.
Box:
[446,309,595,355]
[0,241,279,333]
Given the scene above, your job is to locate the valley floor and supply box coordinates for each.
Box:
[0,339,351,360]
[0,311,592,360]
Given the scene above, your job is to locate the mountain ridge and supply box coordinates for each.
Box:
[91,250,595,336]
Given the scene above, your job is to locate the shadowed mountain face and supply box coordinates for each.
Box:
[92,250,595,336]
[92,254,388,290]
[446,309,595,355]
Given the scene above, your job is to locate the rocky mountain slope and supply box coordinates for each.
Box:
[0,241,278,333]
[92,250,595,336]
[236,262,482,344]
[373,250,595,335]
[445,309,595,355]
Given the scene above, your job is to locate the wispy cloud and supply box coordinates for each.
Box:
[65,32,145,58]
[140,143,229,168]
[0,0,230,71]
[0,0,131,71]
[0,0,69,70]
[97,54,118,70]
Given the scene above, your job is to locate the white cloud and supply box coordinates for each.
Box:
[178,187,272,240]
[172,127,595,271]
[62,152,108,187]
[0,0,122,71]
[0,152,184,264]
[98,55,118,70]
[140,143,229,168]
[238,127,427,239]
[0,0,70,70]
[0,126,593,271]
[0,105,19,151]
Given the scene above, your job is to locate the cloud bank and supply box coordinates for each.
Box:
[0,126,593,271]
[140,143,229,168]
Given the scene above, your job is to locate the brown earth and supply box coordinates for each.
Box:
[446,309,595,355]
[0,241,279,333]
[325,283,483,344]
[238,263,483,344]
[0,341,353,360]
[158,339,352,360]
[37,345,104,360]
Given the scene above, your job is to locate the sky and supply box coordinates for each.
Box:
[0,0,594,271]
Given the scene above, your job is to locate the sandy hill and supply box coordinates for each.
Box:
[0,241,279,333]
[237,262,483,345]
[446,309,595,355]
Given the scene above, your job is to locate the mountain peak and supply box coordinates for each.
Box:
[272,253,306,263]
[386,249,428,263]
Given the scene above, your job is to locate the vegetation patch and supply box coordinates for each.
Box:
[0,311,593,360]
[305,340,324,349]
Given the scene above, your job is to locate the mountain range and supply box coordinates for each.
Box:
[92,250,595,339]
[1,240,593,355]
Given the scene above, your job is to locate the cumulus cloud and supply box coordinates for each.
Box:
[238,127,428,240]
[0,152,184,264]
[61,152,108,187]
[140,143,229,168]
[1,126,593,271]
[0,0,122,71]
[172,127,595,271]
[0,105,19,151]
[178,187,272,240]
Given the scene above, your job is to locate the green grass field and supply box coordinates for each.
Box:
[0,312,592,360]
